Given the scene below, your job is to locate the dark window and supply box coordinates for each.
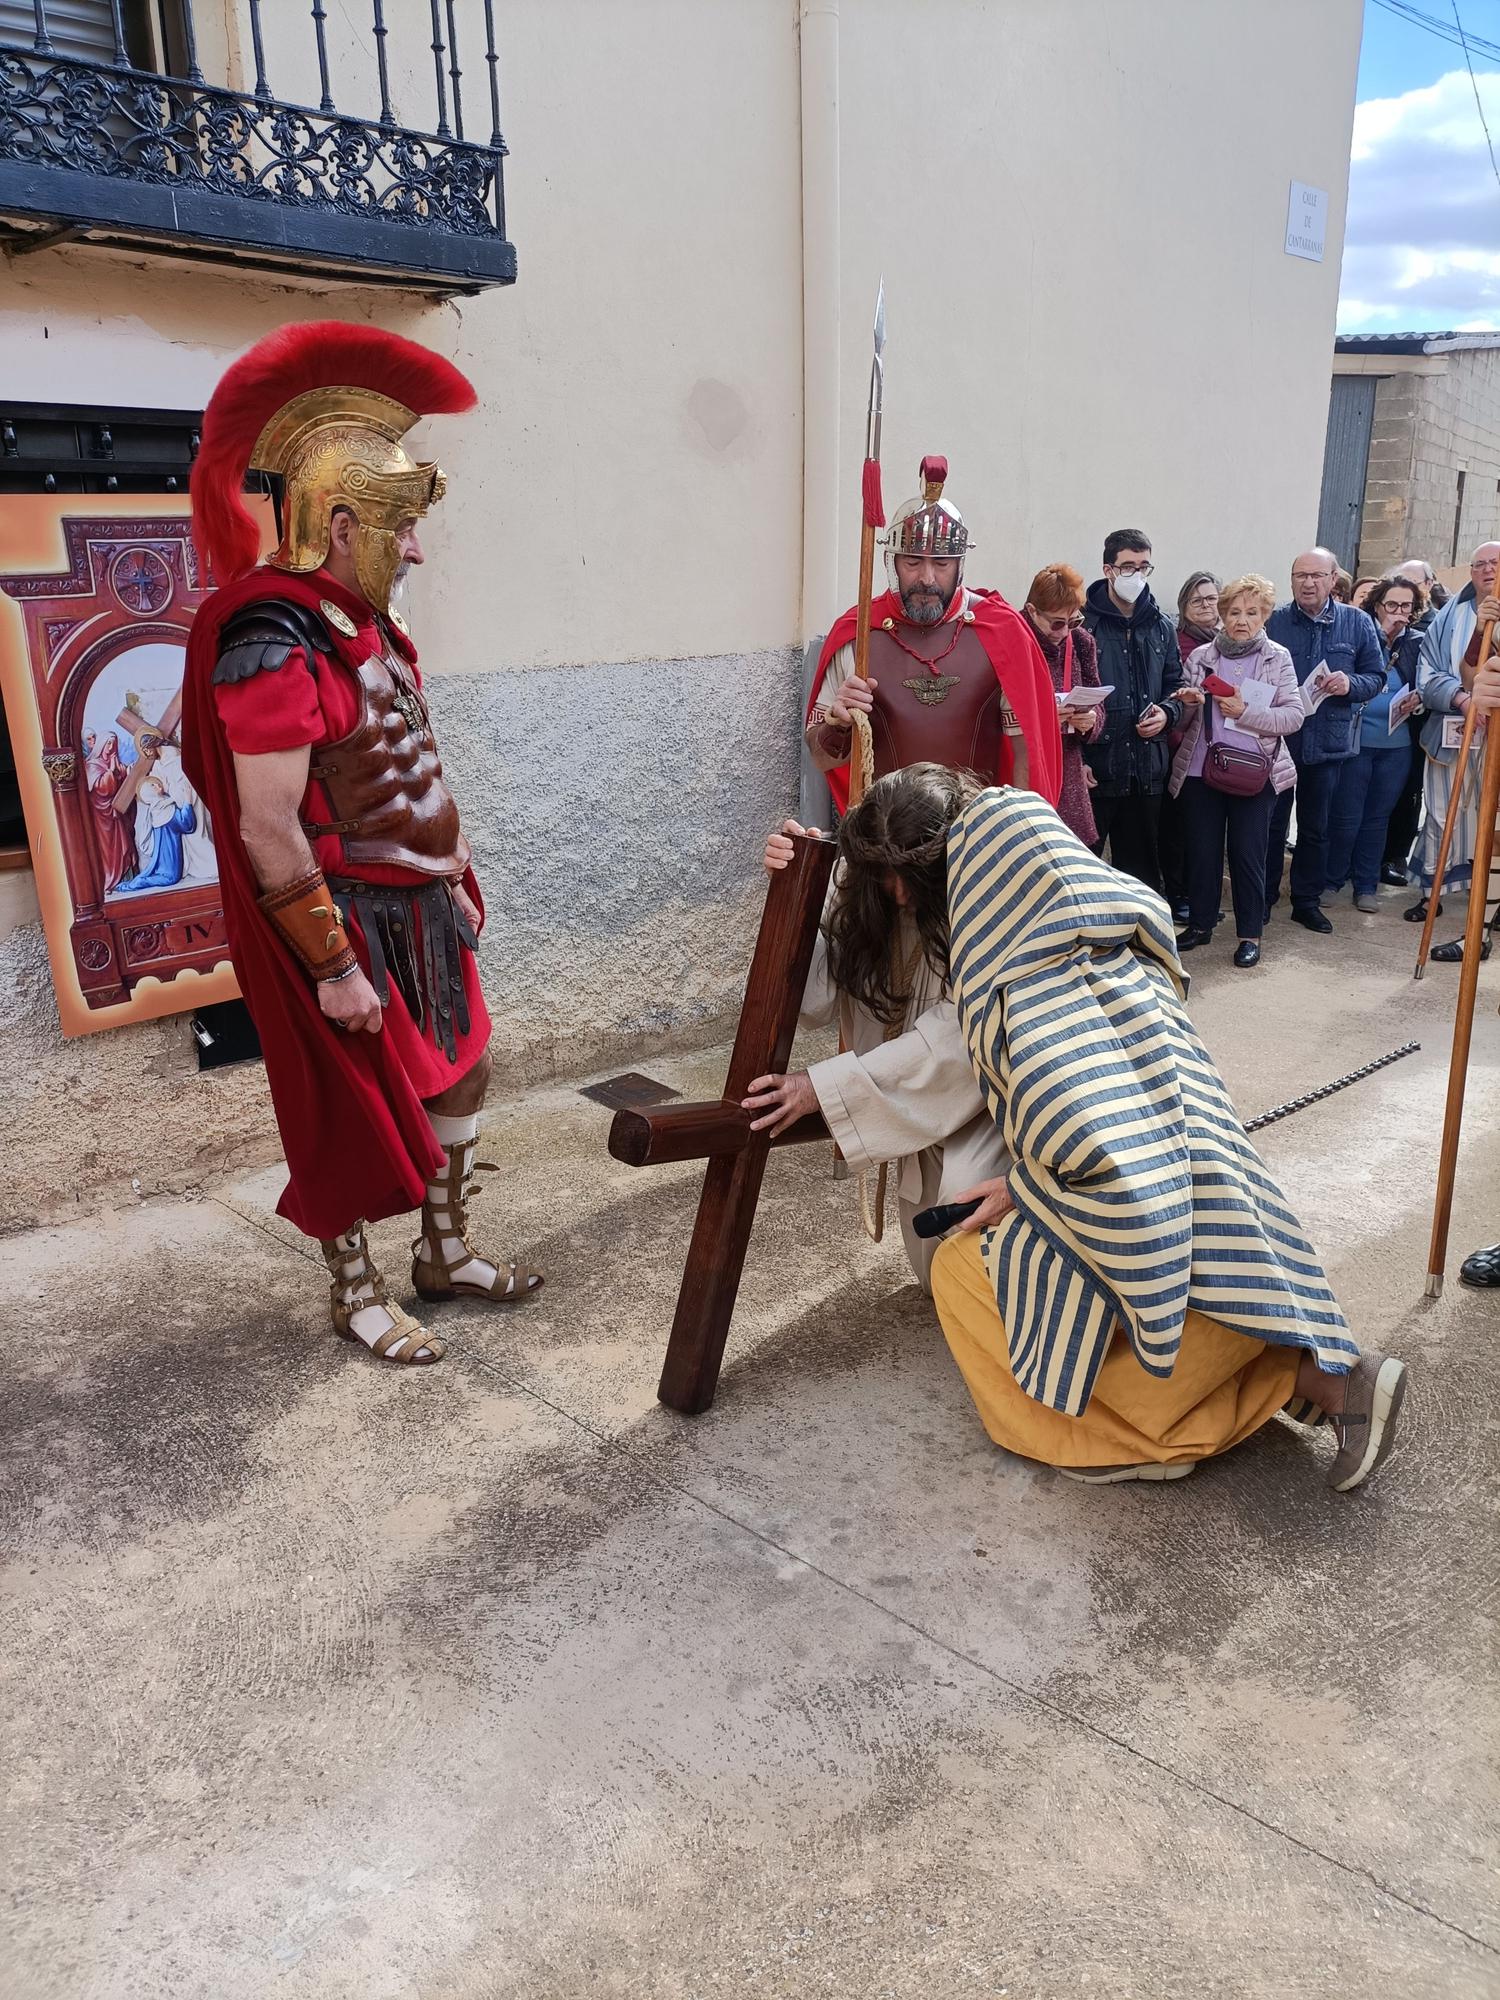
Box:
[1451,470,1467,566]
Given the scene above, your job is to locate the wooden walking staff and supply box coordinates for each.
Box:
[608,831,837,1413]
[1426,666,1500,1297]
[848,280,887,811]
[1414,616,1495,979]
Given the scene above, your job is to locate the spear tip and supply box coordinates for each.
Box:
[873,276,886,353]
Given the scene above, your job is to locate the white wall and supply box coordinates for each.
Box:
[838,0,1362,611]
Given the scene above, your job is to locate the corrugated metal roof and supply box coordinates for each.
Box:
[1335,332,1500,354]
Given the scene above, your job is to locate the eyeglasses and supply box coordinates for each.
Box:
[1030,610,1084,633]
[1109,561,1153,577]
[1291,570,1334,583]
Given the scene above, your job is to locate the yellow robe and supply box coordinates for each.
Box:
[931,1231,1299,1469]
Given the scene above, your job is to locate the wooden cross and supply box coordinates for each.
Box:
[607,831,837,1414]
[110,687,183,819]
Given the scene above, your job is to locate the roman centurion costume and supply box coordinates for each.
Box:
[182,320,540,1365]
[806,458,1062,814]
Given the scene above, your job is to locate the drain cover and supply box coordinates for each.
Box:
[577,1071,682,1111]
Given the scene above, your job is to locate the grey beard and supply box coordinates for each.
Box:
[902,590,950,626]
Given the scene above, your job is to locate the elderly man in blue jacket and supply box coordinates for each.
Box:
[1263,547,1386,933]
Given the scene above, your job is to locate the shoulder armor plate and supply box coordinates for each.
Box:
[212,598,334,688]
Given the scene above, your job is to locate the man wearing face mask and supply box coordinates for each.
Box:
[1080,529,1187,892]
[182,321,543,1372]
[805,457,1061,816]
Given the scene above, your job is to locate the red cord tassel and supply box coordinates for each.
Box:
[861,457,885,529]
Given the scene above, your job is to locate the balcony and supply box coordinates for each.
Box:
[0,1,515,294]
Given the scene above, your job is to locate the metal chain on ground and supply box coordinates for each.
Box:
[1242,1042,1421,1134]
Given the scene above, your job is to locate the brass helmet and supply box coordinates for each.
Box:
[191,321,476,615]
[251,387,447,617]
[884,455,972,591]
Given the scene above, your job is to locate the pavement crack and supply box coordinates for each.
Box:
[454,1340,1496,1962]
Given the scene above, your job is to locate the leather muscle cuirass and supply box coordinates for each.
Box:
[305,649,470,877]
[865,619,1005,781]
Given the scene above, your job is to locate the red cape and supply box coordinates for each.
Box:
[807,587,1062,815]
[182,568,446,1238]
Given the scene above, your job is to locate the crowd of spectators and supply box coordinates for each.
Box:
[1015,531,1500,970]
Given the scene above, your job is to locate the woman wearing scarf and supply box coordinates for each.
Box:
[1019,562,1102,846]
[1168,573,1302,969]
[1163,571,1222,920]
[745,766,1407,1489]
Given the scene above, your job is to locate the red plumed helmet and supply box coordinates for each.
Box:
[191,320,477,587]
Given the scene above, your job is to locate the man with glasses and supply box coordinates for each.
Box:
[1263,548,1385,934]
[1081,528,1186,891]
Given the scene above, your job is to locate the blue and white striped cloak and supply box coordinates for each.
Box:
[947,787,1357,1418]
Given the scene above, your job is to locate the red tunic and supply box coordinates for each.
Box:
[182,567,489,1238]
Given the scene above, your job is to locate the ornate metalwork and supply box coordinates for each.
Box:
[0,18,513,291]
[41,749,75,784]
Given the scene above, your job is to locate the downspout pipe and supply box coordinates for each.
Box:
[798,0,840,648]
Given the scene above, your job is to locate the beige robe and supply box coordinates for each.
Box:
[798,907,1011,1292]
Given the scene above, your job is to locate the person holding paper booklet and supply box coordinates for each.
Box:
[1019,562,1106,845]
[1262,548,1386,935]
[1324,576,1424,912]
[1167,574,1302,969]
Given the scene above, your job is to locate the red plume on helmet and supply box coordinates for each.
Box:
[190,320,477,585]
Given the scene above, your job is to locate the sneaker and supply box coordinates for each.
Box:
[1058,1461,1197,1485]
[1326,1353,1408,1492]
[1354,892,1380,913]
[1291,905,1333,934]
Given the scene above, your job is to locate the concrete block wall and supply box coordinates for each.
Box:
[1406,351,1500,567]
[1356,374,1419,572]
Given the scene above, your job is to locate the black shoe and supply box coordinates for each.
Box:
[1459,1242,1500,1288]
[1430,935,1492,964]
[1404,899,1440,923]
[1291,905,1333,934]
[1233,941,1262,968]
[1175,926,1213,952]
[1381,864,1408,887]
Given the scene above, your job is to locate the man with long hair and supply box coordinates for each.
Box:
[747,765,1407,1489]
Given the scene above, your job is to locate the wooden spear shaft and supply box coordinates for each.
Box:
[1415,617,1495,979]
[848,513,877,807]
[1425,689,1500,1296]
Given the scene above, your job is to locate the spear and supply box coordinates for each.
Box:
[848,279,886,811]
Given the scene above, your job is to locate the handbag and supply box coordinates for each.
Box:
[1202,682,1272,798]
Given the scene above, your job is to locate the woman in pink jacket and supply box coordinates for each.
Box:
[1168,573,1303,969]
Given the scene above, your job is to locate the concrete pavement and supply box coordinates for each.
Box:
[4,884,1499,1998]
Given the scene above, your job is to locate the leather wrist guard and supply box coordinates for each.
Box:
[258,868,359,981]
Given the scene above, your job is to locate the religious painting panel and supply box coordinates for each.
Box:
[0,495,270,1035]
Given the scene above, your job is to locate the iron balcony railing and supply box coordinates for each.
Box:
[0,1,515,292]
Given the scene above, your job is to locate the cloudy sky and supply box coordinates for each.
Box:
[1338,1,1500,334]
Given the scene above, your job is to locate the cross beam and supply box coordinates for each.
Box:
[607,831,837,1414]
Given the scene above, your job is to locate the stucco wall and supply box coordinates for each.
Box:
[834,0,1362,607]
[0,0,1363,1223]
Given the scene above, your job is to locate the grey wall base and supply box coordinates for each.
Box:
[2,645,803,1229]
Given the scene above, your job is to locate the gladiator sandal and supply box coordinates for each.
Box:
[413,1143,544,1304]
[320,1225,445,1365]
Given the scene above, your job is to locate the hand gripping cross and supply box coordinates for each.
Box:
[607,832,836,1413]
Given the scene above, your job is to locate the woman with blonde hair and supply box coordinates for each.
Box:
[1019,562,1103,845]
[1168,572,1303,968]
